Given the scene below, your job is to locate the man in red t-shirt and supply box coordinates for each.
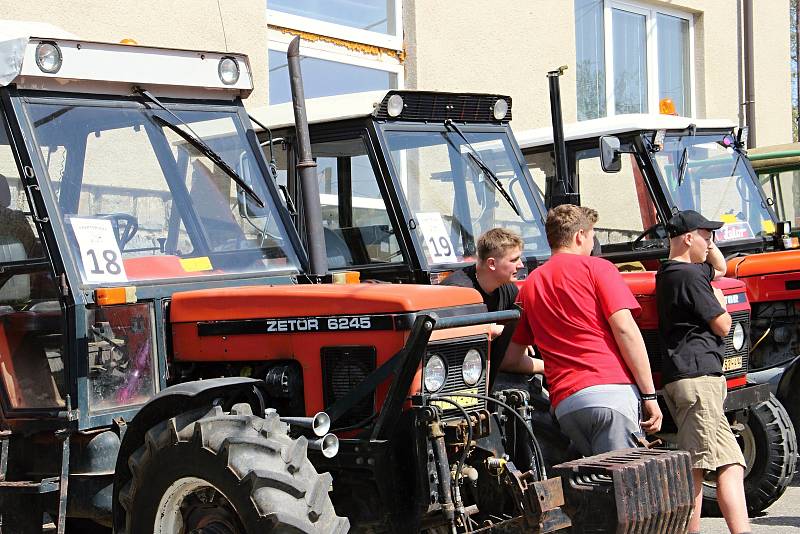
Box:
[504,204,662,455]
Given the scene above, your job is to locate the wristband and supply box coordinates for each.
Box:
[640,393,658,401]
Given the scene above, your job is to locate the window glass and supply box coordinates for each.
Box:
[655,135,774,241]
[269,50,397,105]
[384,129,549,265]
[524,149,554,196]
[575,0,606,120]
[311,138,403,268]
[269,0,397,35]
[657,13,691,116]
[576,147,660,248]
[25,100,301,285]
[613,8,648,114]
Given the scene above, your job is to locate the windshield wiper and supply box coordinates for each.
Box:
[443,119,520,217]
[134,87,264,208]
[676,147,689,187]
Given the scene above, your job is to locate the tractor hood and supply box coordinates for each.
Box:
[170,283,484,324]
[728,249,800,278]
[622,271,746,296]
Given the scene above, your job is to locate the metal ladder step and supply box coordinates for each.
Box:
[0,477,60,494]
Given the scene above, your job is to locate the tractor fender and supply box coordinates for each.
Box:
[776,355,800,403]
[111,377,267,530]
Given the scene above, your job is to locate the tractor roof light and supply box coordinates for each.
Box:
[659,97,677,116]
[387,94,404,117]
[218,56,240,85]
[35,41,63,74]
[493,98,509,120]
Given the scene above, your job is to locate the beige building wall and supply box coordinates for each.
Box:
[406,0,792,147]
[0,1,270,107]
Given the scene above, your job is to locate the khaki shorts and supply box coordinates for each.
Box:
[663,375,746,471]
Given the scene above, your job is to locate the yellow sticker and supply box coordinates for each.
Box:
[762,220,775,234]
[431,388,481,410]
[720,214,738,223]
[179,257,213,272]
[723,356,743,372]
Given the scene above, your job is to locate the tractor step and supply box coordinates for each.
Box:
[552,448,694,534]
[0,477,60,494]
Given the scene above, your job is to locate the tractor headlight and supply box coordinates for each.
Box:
[387,94,404,117]
[36,41,62,74]
[218,56,240,85]
[732,322,746,351]
[424,354,447,392]
[492,98,508,120]
[462,349,483,386]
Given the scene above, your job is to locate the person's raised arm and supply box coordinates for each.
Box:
[608,308,662,433]
[707,240,727,280]
[501,341,544,375]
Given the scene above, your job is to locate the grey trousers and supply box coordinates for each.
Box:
[557,406,641,457]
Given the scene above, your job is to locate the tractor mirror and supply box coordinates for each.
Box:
[599,136,622,173]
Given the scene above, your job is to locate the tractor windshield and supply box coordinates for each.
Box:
[22,96,301,286]
[654,133,776,242]
[381,127,549,266]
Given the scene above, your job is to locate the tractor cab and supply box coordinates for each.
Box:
[252,90,551,284]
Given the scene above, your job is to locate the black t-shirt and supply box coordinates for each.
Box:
[655,260,726,384]
[441,264,519,386]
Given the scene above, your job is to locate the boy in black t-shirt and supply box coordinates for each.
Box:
[656,210,750,534]
[442,228,543,386]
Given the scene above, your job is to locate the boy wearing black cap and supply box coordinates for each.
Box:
[656,210,750,534]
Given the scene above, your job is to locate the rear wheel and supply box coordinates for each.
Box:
[703,394,797,516]
[118,403,349,533]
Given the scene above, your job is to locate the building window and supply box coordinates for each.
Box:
[267,1,403,105]
[575,0,694,120]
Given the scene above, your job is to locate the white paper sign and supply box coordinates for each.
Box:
[415,212,458,264]
[70,218,128,283]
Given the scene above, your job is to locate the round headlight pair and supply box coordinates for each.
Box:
[424,349,483,392]
[732,322,746,351]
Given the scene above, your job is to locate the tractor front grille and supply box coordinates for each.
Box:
[321,346,376,428]
[642,310,750,380]
[426,336,488,417]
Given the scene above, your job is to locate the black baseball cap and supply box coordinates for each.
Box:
[666,210,724,238]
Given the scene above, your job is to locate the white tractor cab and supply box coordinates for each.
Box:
[249,90,550,285]
[516,113,797,516]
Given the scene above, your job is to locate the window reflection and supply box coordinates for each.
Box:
[268,50,397,105]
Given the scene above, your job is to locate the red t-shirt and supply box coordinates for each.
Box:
[512,253,641,409]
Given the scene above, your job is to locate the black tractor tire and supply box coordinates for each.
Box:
[118,403,350,533]
[703,393,797,516]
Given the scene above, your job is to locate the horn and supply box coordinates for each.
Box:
[279,411,331,437]
[308,433,339,459]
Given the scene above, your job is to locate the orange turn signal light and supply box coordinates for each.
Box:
[95,286,138,306]
[332,271,360,284]
[119,38,138,45]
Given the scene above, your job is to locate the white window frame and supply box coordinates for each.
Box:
[268,29,404,90]
[267,0,403,51]
[602,0,696,117]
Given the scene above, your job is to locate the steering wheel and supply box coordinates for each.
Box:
[97,213,139,249]
[631,222,667,250]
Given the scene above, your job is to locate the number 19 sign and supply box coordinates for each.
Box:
[415,212,458,264]
[70,217,128,283]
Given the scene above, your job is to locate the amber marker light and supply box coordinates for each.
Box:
[95,286,138,306]
[659,98,677,115]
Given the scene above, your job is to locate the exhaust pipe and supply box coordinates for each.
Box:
[280,411,331,437]
[308,433,340,458]
[287,36,328,277]
[547,65,580,207]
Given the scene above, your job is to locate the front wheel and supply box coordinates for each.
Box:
[703,393,797,516]
[118,403,349,533]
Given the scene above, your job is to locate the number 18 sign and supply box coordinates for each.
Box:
[69,217,128,283]
[415,212,458,264]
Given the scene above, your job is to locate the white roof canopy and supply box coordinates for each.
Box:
[516,114,736,149]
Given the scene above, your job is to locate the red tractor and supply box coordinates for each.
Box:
[0,29,695,534]
[252,85,772,515]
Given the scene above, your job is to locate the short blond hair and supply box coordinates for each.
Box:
[477,228,523,261]
[545,204,598,249]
